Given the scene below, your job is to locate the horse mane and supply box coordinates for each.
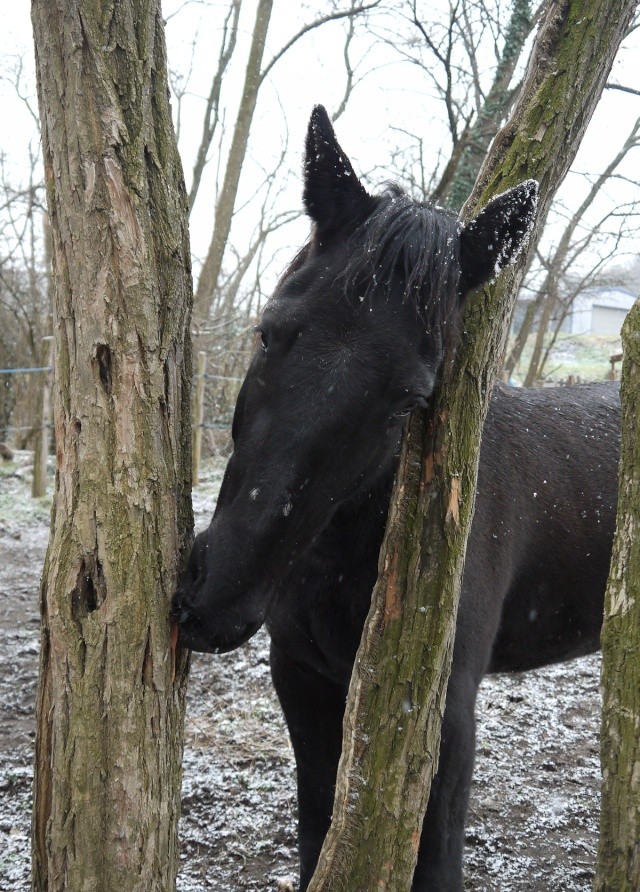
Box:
[342,184,462,332]
[275,184,463,347]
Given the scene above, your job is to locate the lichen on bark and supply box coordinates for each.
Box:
[31,2,193,889]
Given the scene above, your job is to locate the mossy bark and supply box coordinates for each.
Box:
[307,1,638,889]
[595,297,640,891]
[30,2,193,890]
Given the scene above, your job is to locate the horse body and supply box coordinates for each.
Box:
[266,382,618,889]
[173,107,619,890]
[269,382,618,680]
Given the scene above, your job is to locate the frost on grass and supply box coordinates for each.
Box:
[0,455,602,891]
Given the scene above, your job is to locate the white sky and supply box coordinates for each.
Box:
[2,1,640,297]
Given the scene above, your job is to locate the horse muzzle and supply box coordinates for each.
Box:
[171,597,265,654]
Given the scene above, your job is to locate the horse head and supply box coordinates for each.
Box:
[173,105,538,653]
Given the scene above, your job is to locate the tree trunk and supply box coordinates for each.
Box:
[32,213,54,500]
[187,0,242,215]
[193,0,273,326]
[595,296,640,891]
[307,1,638,888]
[523,286,558,385]
[30,2,193,890]
[504,288,542,377]
[31,337,53,499]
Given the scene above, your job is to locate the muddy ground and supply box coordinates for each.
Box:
[0,455,602,891]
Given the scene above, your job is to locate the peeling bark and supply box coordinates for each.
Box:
[30,2,193,890]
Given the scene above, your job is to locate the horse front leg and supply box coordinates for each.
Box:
[412,668,480,892]
[269,641,347,891]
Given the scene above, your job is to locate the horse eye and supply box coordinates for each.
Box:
[392,395,429,420]
[255,327,268,354]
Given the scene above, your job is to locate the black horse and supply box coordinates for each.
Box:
[174,106,619,890]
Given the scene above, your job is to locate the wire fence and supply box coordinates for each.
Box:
[0,344,247,498]
[0,365,54,439]
[0,364,237,439]
[0,366,53,375]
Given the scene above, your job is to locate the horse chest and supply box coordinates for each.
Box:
[267,494,389,685]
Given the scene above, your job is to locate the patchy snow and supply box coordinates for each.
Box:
[0,453,602,890]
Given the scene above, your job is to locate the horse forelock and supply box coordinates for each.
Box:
[273,186,462,359]
[274,243,312,292]
[341,185,462,331]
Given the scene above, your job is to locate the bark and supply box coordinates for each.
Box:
[307,1,638,888]
[30,2,193,890]
[595,296,640,890]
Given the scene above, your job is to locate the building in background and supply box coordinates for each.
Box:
[513,285,637,340]
[566,286,636,336]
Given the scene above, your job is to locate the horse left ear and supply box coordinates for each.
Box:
[303,105,372,240]
[459,180,539,293]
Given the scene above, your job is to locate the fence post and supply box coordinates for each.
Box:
[192,350,207,485]
[32,338,53,498]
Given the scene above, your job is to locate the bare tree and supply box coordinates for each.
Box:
[505,115,640,383]
[370,0,541,204]
[0,145,49,448]
[183,0,242,214]
[434,0,540,208]
[191,0,379,326]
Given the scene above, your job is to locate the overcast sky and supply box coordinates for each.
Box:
[2,1,640,292]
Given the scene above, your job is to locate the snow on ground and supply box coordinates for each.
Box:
[0,454,601,890]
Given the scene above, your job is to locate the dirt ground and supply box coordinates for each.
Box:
[0,456,602,891]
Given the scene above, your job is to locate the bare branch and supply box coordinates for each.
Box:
[259,2,380,84]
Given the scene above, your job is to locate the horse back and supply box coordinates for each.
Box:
[471,383,620,674]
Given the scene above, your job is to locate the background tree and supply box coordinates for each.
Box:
[596,295,640,889]
[0,146,49,448]
[30,1,192,889]
[369,0,542,203]
[191,0,378,327]
[505,115,640,384]
[307,0,638,888]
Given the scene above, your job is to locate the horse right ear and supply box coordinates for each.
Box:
[458,180,539,293]
[303,105,372,241]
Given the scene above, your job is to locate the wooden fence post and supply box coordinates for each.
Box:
[192,350,207,485]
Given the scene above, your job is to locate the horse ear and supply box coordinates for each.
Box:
[303,105,371,239]
[459,180,539,293]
